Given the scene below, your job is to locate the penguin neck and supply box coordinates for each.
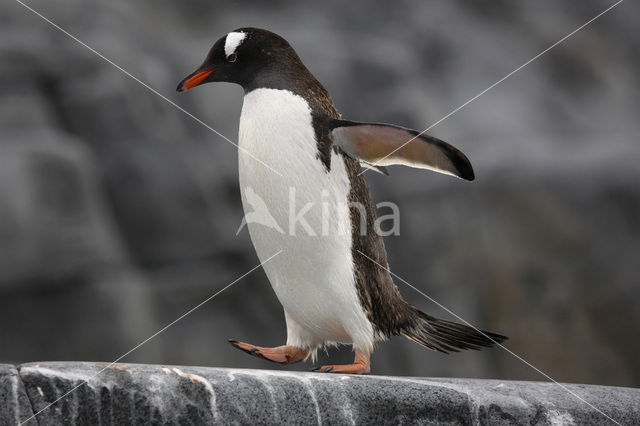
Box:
[243,65,338,119]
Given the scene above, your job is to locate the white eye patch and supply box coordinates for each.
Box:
[224,31,247,57]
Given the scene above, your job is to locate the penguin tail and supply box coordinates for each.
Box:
[402,309,508,354]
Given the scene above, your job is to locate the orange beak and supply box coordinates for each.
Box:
[177,69,215,92]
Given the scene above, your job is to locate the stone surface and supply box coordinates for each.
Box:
[0,364,34,425]
[2,362,637,425]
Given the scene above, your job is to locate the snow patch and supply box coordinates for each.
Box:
[547,410,575,425]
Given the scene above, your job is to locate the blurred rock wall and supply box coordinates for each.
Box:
[1,0,639,386]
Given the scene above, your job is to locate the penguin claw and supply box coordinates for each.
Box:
[228,340,259,357]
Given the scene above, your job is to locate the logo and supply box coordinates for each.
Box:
[236,186,400,237]
[236,186,285,235]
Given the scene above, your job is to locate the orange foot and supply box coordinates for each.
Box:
[228,340,308,364]
[312,349,371,374]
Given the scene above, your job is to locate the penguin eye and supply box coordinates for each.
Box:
[226,53,237,63]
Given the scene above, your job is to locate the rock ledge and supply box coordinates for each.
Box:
[1,362,638,425]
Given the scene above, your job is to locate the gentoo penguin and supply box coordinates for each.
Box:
[177,28,507,374]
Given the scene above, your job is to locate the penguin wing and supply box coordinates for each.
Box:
[328,119,474,181]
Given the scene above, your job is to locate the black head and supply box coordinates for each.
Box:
[176,28,311,93]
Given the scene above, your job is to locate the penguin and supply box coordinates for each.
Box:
[177,28,507,374]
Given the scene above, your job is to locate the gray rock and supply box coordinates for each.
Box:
[0,364,34,425]
[0,133,125,287]
[0,133,158,364]
[9,362,640,425]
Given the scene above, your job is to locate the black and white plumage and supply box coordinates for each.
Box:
[177,28,506,374]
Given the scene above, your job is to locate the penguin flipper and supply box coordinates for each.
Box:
[328,118,474,181]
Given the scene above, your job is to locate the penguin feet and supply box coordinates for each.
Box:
[228,340,308,364]
[311,349,371,375]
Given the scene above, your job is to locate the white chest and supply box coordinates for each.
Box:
[238,88,352,241]
[236,88,373,349]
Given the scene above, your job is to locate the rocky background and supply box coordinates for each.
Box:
[1,0,638,387]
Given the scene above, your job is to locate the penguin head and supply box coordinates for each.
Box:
[177,28,306,93]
